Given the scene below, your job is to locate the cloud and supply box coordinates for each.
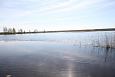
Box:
[37,0,106,14]
[16,0,114,16]
[0,0,115,24]
[39,0,115,14]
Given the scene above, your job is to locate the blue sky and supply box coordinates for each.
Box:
[0,0,115,31]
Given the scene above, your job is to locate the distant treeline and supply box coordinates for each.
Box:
[3,27,16,34]
[2,27,39,34]
[1,27,115,35]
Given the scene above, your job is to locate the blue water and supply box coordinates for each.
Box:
[0,31,114,45]
[0,32,115,77]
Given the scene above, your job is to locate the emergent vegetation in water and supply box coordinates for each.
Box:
[92,32,115,49]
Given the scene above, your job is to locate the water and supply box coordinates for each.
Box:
[0,32,115,77]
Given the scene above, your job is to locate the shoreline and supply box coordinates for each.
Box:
[0,28,115,35]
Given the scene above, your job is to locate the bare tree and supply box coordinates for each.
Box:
[18,29,23,33]
[8,28,13,33]
[3,27,8,32]
[34,29,38,32]
[13,28,16,33]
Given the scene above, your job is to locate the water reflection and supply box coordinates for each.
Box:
[90,46,115,63]
[0,40,115,77]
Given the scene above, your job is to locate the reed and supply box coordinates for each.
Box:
[92,32,115,49]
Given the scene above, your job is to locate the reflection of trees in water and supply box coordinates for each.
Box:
[2,35,18,41]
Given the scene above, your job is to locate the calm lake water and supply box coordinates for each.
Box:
[0,32,115,77]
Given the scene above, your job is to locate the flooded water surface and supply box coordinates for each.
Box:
[0,32,115,77]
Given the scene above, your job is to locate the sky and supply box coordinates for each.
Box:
[0,0,115,31]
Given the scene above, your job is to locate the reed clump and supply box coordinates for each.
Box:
[93,32,115,49]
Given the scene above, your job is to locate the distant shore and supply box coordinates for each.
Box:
[0,28,115,35]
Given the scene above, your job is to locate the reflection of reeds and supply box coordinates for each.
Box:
[105,33,111,48]
[113,32,115,47]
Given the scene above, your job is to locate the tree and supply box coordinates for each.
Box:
[3,27,8,32]
[24,30,25,33]
[3,27,16,34]
[12,28,16,33]
[19,29,23,33]
[8,28,13,33]
[34,29,38,32]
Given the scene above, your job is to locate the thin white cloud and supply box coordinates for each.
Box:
[0,0,115,29]
[38,0,105,14]
[1,0,115,17]
[39,0,75,12]
[22,0,110,16]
